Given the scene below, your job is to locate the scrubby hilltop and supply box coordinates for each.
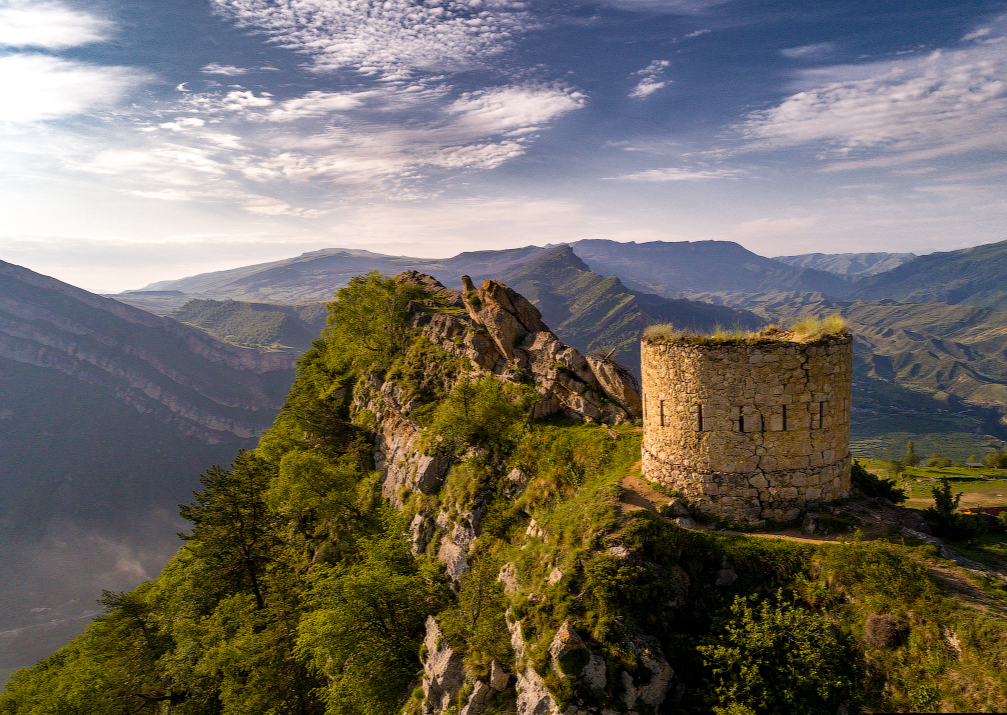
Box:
[4,272,1007,714]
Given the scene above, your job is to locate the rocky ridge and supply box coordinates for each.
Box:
[345,273,679,714]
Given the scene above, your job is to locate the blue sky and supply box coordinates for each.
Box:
[1,0,1005,292]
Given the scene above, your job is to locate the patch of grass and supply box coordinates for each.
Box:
[643,315,847,346]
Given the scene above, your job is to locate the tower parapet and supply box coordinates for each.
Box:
[641,325,852,522]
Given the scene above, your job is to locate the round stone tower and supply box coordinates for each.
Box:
[641,330,852,522]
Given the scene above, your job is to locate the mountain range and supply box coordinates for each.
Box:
[772,252,917,278]
[7,235,1007,680]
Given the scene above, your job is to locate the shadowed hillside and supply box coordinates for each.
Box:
[0,260,296,682]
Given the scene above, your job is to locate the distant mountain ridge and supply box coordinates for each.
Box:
[132,239,855,304]
[569,239,852,297]
[850,238,1007,310]
[773,252,917,278]
[499,245,763,373]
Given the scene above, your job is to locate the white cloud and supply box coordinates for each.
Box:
[739,42,1007,168]
[780,42,835,60]
[158,117,206,132]
[0,54,144,122]
[447,84,586,135]
[609,167,744,181]
[200,63,248,76]
[629,59,670,99]
[261,90,372,122]
[209,0,533,77]
[0,0,111,49]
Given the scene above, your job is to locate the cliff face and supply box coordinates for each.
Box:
[0,260,294,442]
[0,261,298,680]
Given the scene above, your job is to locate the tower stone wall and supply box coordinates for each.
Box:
[641,334,852,522]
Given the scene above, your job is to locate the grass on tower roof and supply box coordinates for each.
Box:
[643,314,849,346]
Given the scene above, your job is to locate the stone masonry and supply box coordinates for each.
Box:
[641,333,852,522]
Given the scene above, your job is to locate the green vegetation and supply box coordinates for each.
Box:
[4,271,1007,715]
[169,299,327,352]
[851,460,907,503]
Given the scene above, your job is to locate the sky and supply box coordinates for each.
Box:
[1,0,1005,292]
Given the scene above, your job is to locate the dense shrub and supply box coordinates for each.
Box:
[851,460,907,504]
[698,591,853,715]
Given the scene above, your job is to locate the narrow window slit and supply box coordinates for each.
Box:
[696,403,703,431]
[781,404,787,431]
[659,399,665,427]
[738,406,745,433]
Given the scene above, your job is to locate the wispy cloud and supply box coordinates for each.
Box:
[200,63,248,76]
[739,38,1007,169]
[0,0,111,49]
[209,0,534,78]
[629,59,670,99]
[77,82,585,209]
[0,54,145,123]
[608,167,744,181]
[780,42,835,60]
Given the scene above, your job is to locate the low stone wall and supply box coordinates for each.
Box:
[641,334,852,522]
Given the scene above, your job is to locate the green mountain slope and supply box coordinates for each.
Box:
[773,252,917,278]
[851,238,1007,309]
[0,261,296,682]
[168,299,328,352]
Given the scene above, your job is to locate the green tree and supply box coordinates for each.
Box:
[924,477,983,540]
[904,440,920,467]
[927,453,952,468]
[440,554,513,666]
[179,450,282,611]
[982,451,1007,469]
[698,591,853,715]
[423,375,535,456]
[296,513,441,715]
[325,272,429,373]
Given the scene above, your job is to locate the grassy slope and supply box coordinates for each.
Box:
[772,252,917,278]
[168,299,328,352]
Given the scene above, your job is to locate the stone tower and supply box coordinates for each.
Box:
[641,330,852,522]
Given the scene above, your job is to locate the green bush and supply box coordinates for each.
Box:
[698,591,854,715]
[851,460,907,504]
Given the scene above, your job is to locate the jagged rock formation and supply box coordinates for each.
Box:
[356,272,641,508]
